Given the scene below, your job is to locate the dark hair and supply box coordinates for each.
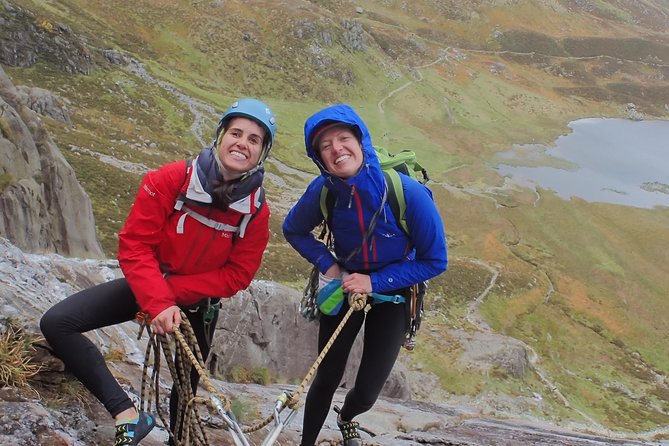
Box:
[211,176,238,211]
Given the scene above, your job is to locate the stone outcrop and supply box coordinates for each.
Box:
[208,280,411,399]
[1,241,662,445]
[210,280,321,381]
[14,85,72,125]
[626,102,644,121]
[0,67,103,257]
[0,1,97,74]
[0,235,407,395]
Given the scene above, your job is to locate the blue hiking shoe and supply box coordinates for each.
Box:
[114,411,156,445]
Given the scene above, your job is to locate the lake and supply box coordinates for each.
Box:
[496,118,669,209]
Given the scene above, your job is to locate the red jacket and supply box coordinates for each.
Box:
[118,160,270,318]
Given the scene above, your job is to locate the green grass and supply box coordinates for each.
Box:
[229,395,260,424]
[0,173,15,192]
[225,366,274,386]
[0,321,41,387]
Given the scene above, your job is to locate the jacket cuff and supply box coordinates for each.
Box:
[316,254,337,275]
[370,272,398,293]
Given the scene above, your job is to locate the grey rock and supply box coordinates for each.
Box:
[210,280,320,381]
[0,3,97,73]
[15,85,72,125]
[341,19,366,52]
[320,30,333,47]
[210,280,411,398]
[0,67,103,257]
[452,329,530,379]
[1,239,665,445]
[626,102,644,121]
[293,19,317,40]
[103,49,130,65]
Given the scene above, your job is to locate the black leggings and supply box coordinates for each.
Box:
[300,298,406,446]
[39,278,216,436]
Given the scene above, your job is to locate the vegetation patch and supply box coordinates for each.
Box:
[229,395,260,424]
[0,173,15,192]
[498,30,567,57]
[224,366,273,386]
[562,37,669,64]
[0,320,41,387]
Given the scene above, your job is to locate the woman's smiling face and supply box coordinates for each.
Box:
[316,125,364,179]
[217,117,265,173]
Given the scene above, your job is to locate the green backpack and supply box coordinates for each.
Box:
[313,147,430,350]
[319,147,429,235]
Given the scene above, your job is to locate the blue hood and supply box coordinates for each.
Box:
[304,104,384,194]
[285,104,447,289]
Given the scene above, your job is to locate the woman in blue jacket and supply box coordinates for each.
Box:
[282,104,447,446]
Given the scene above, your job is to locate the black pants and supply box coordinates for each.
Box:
[40,278,216,438]
[300,298,407,446]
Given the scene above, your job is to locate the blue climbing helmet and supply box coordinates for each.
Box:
[215,98,277,163]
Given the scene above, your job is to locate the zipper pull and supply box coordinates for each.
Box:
[348,185,355,208]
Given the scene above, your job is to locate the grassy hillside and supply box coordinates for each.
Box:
[2,0,669,435]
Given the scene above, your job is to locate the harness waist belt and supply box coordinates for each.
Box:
[370,292,405,304]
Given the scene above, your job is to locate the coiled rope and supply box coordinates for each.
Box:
[138,292,370,445]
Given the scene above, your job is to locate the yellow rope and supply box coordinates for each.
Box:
[139,311,224,445]
[139,293,370,443]
[285,293,370,410]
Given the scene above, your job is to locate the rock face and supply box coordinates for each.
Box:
[0,235,406,395]
[0,1,97,74]
[0,66,103,257]
[1,241,664,445]
[209,281,411,399]
[14,85,72,125]
[210,280,321,381]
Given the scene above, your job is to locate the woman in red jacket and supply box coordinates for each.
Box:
[40,98,276,446]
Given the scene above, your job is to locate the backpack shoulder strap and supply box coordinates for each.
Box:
[319,186,336,228]
[237,186,265,238]
[174,158,194,211]
[320,173,409,236]
[383,169,409,236]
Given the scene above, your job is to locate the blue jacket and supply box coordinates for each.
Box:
[282,104,447,293]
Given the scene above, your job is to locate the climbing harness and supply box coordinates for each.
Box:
[299,266,321,322]
[136,292,371,446]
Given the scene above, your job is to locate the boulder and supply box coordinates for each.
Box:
[15,85,72,125]
[0,2,97,74]
[0,67,103,258]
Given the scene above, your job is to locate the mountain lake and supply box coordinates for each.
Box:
[496,118,669,209]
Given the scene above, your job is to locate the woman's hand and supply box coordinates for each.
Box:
[150,305,182,335]
[342,273,372,294]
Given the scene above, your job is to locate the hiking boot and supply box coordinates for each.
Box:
[337,416,362,446]
[114,411,156,445]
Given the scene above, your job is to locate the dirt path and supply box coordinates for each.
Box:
[124,58,217,147]
[377,54,447,114]
[452,257,598,424]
